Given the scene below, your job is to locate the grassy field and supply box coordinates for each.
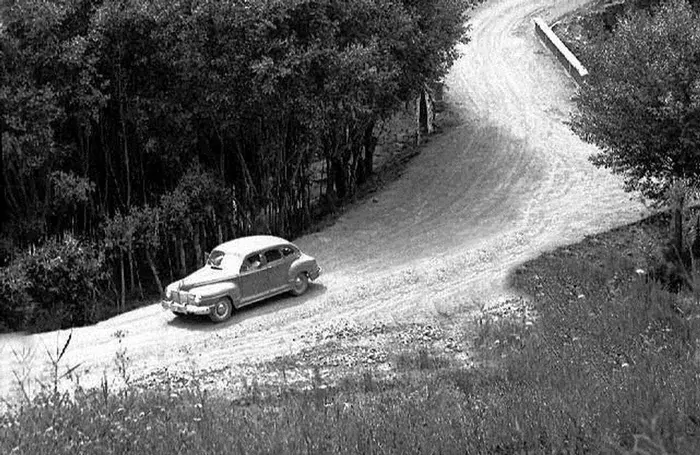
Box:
[2,211,700,454]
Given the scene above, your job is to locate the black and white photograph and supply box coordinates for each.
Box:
[1,0,699,453]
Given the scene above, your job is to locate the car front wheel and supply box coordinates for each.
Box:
[291,272,309,296]
[209,298,233,323]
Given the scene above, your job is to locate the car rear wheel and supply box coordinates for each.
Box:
[209,298,233,323]
[291,272,309,296]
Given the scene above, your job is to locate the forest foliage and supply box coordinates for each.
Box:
[572,0,700,200]
[0,0,472,331]
[571,0,700,285]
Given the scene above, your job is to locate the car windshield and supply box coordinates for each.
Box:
[207,250,226,268]
[206,250,244,271]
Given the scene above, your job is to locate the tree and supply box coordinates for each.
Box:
[571,0,700,257]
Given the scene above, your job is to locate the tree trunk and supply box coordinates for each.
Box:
[178,235,187,276]
[671,195,685,259]
[235,142,257,199]
[121,115,131,209]
[82,130,90,235]
[166,244,174,282]
[146,249,164,295]
[102,124,110,209]
[128,248,135,292]
[0,123,6,238]
[118,68,131,209]
[193,222,203,267]
[218,132,226,180]
[108,275,119,309]
[331,158,347,200]
[120,250,126,312]
[363,121,377,180]
[135,255,144,299]
[418,90,429,136]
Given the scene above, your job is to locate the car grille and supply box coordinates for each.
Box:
[174,291,189,304]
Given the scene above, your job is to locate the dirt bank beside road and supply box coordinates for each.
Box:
[0,0,645,402]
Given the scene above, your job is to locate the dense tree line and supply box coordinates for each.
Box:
[0,0,471,331]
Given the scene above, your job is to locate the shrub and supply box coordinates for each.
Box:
[14,235,108,332]
[0,261,34,332]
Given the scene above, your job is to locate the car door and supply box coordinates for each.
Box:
[237,252,269,305]
[262,248,291,293]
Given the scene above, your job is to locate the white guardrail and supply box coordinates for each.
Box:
[534,17,589,84]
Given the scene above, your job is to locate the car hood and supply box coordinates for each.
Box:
[177,266,238,291]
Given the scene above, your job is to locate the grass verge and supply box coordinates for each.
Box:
[2,213,700,453]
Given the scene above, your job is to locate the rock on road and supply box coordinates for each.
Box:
[0,0,645,400]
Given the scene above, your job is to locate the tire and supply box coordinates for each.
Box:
[290,272,309,296]
[209,298,233,323]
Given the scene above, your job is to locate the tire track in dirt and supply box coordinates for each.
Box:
[0,0,646,400]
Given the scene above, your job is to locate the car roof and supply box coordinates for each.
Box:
[214,235,293,255]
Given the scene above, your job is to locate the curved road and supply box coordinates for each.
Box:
[1,0,645,400]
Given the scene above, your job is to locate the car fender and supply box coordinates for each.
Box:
[191,281,242,307]
[288,254,315,281]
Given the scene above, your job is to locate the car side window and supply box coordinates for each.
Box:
[264,249,283,264]
[241,253,264,273]
[281,247,295,257]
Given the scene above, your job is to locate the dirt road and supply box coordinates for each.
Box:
[0,0,646,400]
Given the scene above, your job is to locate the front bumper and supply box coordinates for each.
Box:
[309,266,321,281]
[161,300,212,316]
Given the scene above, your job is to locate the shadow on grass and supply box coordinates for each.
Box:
[476,210,700,454]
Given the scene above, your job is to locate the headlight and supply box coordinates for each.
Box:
[194,294,202,305]
[165,289,173,299]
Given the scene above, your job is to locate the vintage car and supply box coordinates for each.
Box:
[161,235,321,322]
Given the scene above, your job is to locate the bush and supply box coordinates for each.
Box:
[0,261,34,332]
[0,235,108,332]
